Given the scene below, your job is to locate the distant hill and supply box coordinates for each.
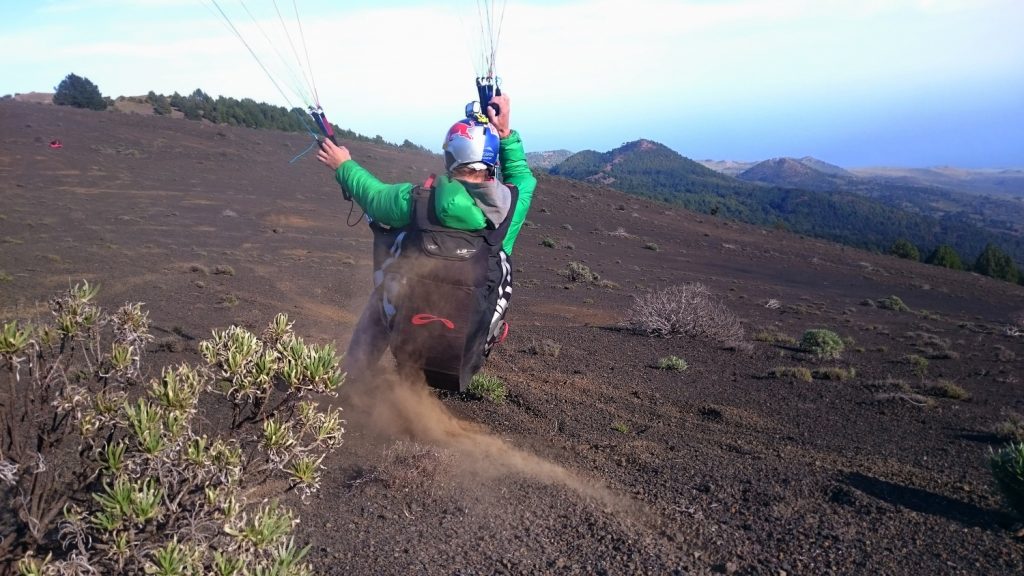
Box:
[10,92,54,104]
[796,156,854,178]
[550,139,1024,264]
[851,166,1024,200]
[553,139,738,203]
[526,149,574,170]
[734,157,1024,239]
[701,156,852,179]
[697,159,757,176]
[737,157,846,191]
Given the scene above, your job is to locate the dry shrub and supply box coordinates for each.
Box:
[994,411,1024,442]
[995,345,1017,363]
[812,367,856,381]
[925,379,970,400]
[874,392,935,407]
[623,283,745,343]
[768,367,813,382]
[350,441,454,492]
[753,330,796,345]
[561,262,599,283]
[1013,310,1024,329]
[528,338,561,357]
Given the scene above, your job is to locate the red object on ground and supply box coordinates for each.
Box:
[49,140,63,149]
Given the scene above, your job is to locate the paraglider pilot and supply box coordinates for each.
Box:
[316,94,536,391]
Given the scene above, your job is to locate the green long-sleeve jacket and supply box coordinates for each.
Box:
[334,130,536,254]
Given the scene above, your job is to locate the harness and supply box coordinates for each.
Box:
[369,177,518,391]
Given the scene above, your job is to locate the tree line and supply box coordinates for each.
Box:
[553,142,1024,285]
[889,239,1022,285]
[49,73,432,154]
[42,73,1024,285]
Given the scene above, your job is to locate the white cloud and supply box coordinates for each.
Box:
[3,0,1022,159]
[39,0,200,13]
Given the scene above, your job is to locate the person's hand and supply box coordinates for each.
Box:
[316,138,351,171]
[486,94,511,138]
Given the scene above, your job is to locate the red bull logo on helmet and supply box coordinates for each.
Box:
[447,121,474,143]
[443,118,499,170]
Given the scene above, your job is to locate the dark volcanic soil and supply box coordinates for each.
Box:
[2,101,1023,575]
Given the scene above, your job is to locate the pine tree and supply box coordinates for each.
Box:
[53,73,107,110]
[925,244,964,270]
[974,243,1020,283]
[889,238,920,261]
[147,91,172,115]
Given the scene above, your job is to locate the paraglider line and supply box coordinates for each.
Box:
[235,0,314,107]
[288,136,319,164]
[208,0,325,159]
[292,0,321,107]
[272,0,318,109]
[209,0,299,112]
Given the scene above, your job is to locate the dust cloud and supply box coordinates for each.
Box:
[342,369,633,513]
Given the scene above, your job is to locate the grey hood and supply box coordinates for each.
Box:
[462,178,513,228]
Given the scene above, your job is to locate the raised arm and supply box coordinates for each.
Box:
[317,139,414,229]
[486,95,537,255]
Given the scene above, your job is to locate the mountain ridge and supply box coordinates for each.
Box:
[550,139,1024,271]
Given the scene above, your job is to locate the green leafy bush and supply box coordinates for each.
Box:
[2,283,343,573]
[800,329,844,359]
[541,237,557,248]
[877,295,910,312]
[468,373,506,403]
[990,442,1024,518]
[905,354,929,378]
[656,355,688,371]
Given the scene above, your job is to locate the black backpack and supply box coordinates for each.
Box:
[369,177,517,391]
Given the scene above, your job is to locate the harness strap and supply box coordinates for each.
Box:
[409,181,520,248]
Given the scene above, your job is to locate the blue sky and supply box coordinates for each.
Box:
[2,0,1022,168]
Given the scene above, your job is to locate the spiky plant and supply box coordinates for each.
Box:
[3,285,343,574]
[990,442,1024,519]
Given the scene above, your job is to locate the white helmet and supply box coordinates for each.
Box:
[442,118,500,173]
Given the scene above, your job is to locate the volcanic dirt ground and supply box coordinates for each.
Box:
[2,100,1024,575]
